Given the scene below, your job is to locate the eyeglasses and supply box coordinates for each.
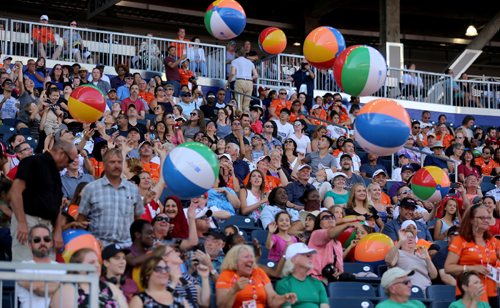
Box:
[166,115,174,119]
[190,112,198,116]
[182,93,192,97]
[399,190,412,196]
[320,215,334,221]
[153,265,169,273]
[279,92,287,95]
[3,81,13,86]
[284,140,294,144]
[264,125,273,128]
[157,88,165,92]
[413,126,420,129]
[155,216,170,223]
[294,123,302,127]
[475,216,490,221]
[232,122,241,126]
[32,236,51,244]
[125,77,134,80]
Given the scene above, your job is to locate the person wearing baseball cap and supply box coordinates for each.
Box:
[378,267,424,307]
[101,244,139,299]
[383,196,433,242]
[423,140,448,171]
[275,243,327,307]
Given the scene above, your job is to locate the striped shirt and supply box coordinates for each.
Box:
[78,176,143,247]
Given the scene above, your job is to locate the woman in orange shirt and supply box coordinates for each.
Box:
[178,58,195,86]
[436,123,455,149]
[445,205,500,307]
[309,105,327,126]
[216,245,297,308]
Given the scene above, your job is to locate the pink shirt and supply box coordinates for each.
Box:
[308,229,344,281]
[268,234,298,262]
[121,97,145,113]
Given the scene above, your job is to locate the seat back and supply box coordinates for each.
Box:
[328,281,377,298]
[410,285,425,299]
[426,285,456,302]
[221,215,259,231]
[251,229,268,246]
[329,298,374,308]
[343,262,375,275]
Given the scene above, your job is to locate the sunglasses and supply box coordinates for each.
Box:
[413,126,420,129]
[190,112,198,116]
[153,265,169,273]
[155,216,170,223]
[157,88,165,92]
[182,93,192,97]
[264,125,273,128]
[233,122,241,126]
[285,140,294,144]
[166,115,174,119]
[399,190,412,196]
[279,92,287,95]
[32,236,51,244]
[320,215,334,221]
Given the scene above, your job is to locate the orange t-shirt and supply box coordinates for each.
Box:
[475,157,499,176]
[436,134,454,149]
[142,161,160,182]
[381,192,392,206]
[309,109,328,126]
[448,235,499,302]
[270,99,292,118]
[243,174,280,193]
[33,27,55,44]
[216,268,270,308]
[289,112,305,123]
[139,91,154,105]
[178,68,195,86]
[89,158,104,179]
[172,39,189,58]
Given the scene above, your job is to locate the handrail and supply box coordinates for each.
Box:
[401,145,459,182]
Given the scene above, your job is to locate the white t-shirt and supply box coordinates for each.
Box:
[326,124,347,140]
[273,120,293,141]
[392,205,428,224]
[0,95,19,119]
[16,260,66,308]
[289,133,311,154]
[231,57,255,79]
[87,74,111,84]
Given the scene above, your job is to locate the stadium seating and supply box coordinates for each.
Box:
[329,297,375,307]
[251,229,268,246]
[220,215,260,232]
[343,262,375,275]
[426,285,456,302]
[328,281,378,300]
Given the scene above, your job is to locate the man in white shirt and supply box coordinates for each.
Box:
[0,79,20,120]
[16,224,65,308]
[273,108,294,141]
[226,49,258,112]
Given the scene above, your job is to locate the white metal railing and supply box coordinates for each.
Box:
[257,54,500,109]
[0,18,8,55]
[0,261,99,308]
[2,19,226,79]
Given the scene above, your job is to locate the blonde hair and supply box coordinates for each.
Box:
[346,183,370,210]
[220,244,255,271]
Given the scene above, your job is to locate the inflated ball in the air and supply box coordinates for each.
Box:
[68,85,106,123]
[258,27,287,55]
[205,0,246,40]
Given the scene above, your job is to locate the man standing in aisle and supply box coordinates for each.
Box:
[226,49,258,112]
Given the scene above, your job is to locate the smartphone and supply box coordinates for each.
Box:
[451,183,460,189]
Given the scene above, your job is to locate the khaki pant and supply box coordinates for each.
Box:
[11,214,54,262]
[234,79,254,111]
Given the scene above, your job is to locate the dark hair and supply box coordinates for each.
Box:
[267,186,287,206]
[268,90,277,99]
[281,138,297,170]
[456,271,480,295]
[411,120,420,127]
[130,219,151,242]
[458,204,492,242]
[245,169,265,192]
[462,115,475,125]
[69,182,88,206]
[273,211,292,233]
[264,121,278,138]
[314,211,335,231]
[49,64,64,83]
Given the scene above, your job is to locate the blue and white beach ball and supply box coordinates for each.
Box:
[163,142,220,198]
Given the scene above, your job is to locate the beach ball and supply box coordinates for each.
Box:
[163,142,219,198]
[354,233,393,263]
[334,45,387,96]
[205,0,246,40]
[68,85,106,123]
[62,229,101,263]
[354,98,411,156]
[258,27,287,55]
[303,26,345,69]
[410,166,450,203]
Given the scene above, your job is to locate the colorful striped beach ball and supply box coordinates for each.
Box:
[68,85,106,123]
[258,27,287,55]
[62,229,101,263]
[303,26,345,69]
[410,166,451,203]
[163,142,220,199]
[354,98,411,156]
[333,45,387,96]
[205,0,246,40]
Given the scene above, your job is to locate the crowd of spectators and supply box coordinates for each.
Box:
[0,16,499,308]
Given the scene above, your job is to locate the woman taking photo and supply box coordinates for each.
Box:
[151,85,175,113]
[51,248,127,307]
[216,244,297,308]
[282,138,299,175]
[163,113,184,146]
[183,109,206,141]
[385,224,438,291]
[310,126,328,152]
[445,204,500,306]
[130,256,189,307]
[240,169,267,220]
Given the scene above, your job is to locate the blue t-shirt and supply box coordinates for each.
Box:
[207,187,237,215]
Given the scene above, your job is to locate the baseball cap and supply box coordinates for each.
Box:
[298,164,312,171]
[107,88,117,94]
[311,104,321,110]
[128,127,141,134]
[399,153,410,159]
[204,229,227,241]
[138,140,152,149]
[331,172,347,180]
[102,244,130,260]
[430,141,444,149]
[427,133,436,138]
[340,153,352,162]
[400,220,417,230]
[400,197,418,209]
[381,267,415,289]
[219,153,232,162]
[285,243,316,260]
[40,15,49,21]
[228,40,237,46]
[195,207,212,219]
[258,86,270,93]
[401,164,414,173]
[372,169,387,178]
[2,56,12,61]
[256,155,271,164]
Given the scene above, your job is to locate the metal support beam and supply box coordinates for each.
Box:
[379,0,400,54]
